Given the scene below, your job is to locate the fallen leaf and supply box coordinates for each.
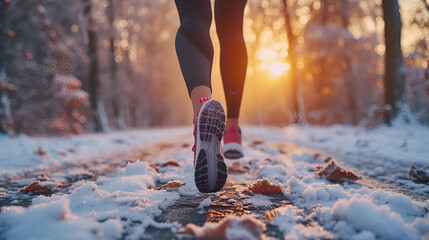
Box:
[409,164,429,182]
[25,51,33,60]
[228,161,250,174]
[60,213,69,220]
[57,150,67,156]
[153,180,185,191]
[248,177,283,195]
[20,177,63,192]
[316,160,360,182]
[181,215,265,240]
[312,204,323,210]
[161,161,180,167]
[5,29,16,38]
[37,146,47,156]
[149,163,160,172]
[265,209,277,221]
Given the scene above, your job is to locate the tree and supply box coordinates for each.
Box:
[0,0,7,133]
[106,0,125,129]
[82,0,109,132]
[282,0,300,124]
[382,0,407,124]
[340,0,358,125]
[0,0,16,135]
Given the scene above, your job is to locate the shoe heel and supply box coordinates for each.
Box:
[195,151,227,193]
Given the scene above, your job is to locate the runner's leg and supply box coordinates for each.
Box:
[175,0,227,193]
[174,0,214,121]
[214,0,248,127]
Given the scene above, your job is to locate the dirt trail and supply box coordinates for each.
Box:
[0,136,188,208]
[1,136,426,239]
[143,138,428,239]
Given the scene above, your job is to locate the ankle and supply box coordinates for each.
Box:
[190,86,211,121]
[226,118,239,129]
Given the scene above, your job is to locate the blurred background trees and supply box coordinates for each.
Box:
[0,0,428,136]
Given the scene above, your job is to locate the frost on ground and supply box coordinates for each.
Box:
[0,123,429,239]
[0,127,189,178]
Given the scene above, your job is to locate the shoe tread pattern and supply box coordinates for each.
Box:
[195,100,227,193]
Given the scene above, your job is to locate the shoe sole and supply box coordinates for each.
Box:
[194,100,227,193]
[223,142,244,159]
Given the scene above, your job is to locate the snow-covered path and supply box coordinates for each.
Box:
[1,125,428,239]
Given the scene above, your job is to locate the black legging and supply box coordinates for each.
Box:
[174,0,248,119]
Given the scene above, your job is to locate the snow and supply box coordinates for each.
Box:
[319,198,426,240]
[0,128,192,239]
[1,123,429,239]
[0,197,123,240]
[197,197,211,213]
[247,194,272,207]
[242,123,429,240]
[0,127,189,178]
[269,205,333,240]
[246,122,429,165]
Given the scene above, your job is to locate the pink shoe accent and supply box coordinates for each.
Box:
[223,125,243,159]
[224,125,241,145]
[192,97,211,163]
[200,97,210,104]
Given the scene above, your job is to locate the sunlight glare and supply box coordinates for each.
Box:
[269,62,290,77]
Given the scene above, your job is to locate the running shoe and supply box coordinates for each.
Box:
[192,97,227,193]
[223,125,243,159]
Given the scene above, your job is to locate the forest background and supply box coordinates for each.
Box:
[0,0,428,136]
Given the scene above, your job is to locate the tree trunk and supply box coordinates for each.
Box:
[107,0,125,129]
[0,1,6,134]
[382,0,407,124]
[282,0,304,124]
[0,1,14,135]
[341,0,358,124]
[83,0,109,132]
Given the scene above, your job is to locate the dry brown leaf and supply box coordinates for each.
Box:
[57,150,67,156]
[409,164,429,182]
[248,177,283,195]
[312,204,323,210]
[252,140,263,145]
[182,215,265,240]
[228,161,250,174]
[316,160,360,182]
[37,146,47,156]
[20,177,63,192]
[161,161,180,167]
[5,29,16,38]
[153,180,185,191]
[149,163,160,172]
[265,209,277,221]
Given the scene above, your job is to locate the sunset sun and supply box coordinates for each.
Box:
[269,62,290,77]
